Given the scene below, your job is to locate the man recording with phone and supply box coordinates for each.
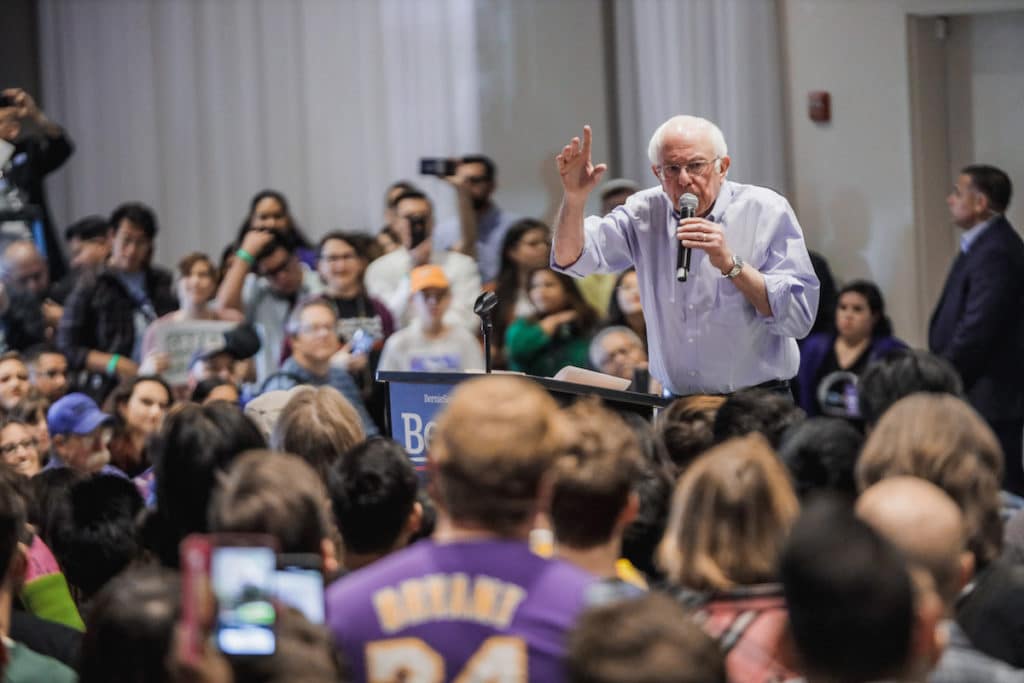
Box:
[365,189,481,332]
[552,115,818,398]
[428,155,519,284]
[0,88,73,284]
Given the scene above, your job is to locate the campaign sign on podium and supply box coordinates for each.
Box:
[378,370,668,474]
[385,380,455,471]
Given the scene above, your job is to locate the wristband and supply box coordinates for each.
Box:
[106,354,121,376]
[236,248,256,266]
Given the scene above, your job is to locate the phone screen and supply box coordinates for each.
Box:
[274,566,325,624]
[212,546,277,656]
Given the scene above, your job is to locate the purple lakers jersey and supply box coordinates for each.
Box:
[326,539,594,682]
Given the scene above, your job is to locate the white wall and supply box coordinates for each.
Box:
[948,11,1024,233]
[468,0,611,224]
[780,0,1024,347]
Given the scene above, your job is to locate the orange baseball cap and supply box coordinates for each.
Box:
[410,264,450,293]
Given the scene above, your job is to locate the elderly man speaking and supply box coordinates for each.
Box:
[552,116,818,397]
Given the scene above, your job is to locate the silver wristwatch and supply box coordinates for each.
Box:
[724,254,744,279]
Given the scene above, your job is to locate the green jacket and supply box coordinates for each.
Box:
[505,318,592,378]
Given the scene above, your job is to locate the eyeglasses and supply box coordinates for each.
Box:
[297,322,338,336]
[659,157,720,180]
[0,438,37,456]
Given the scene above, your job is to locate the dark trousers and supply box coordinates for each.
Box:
[991,418,1024,497]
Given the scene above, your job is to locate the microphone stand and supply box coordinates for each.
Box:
[473,291,499,374]
[481,312,494,374]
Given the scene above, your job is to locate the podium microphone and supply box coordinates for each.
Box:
[474,291,499,373]
[676,192,699,282]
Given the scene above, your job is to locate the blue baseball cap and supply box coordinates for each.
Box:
[47,393,112,436]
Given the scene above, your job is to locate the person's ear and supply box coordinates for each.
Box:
[321,538,339,576]
[617,491,640,531]
[958,551,976,591]
[718,155,731,176]
[400,502,424,547]
[650,165,662,182]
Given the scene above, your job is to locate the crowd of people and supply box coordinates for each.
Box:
[0,84,1022,683]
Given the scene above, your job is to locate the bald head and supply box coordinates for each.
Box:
[1,240,48,295]
[856,476,969,607]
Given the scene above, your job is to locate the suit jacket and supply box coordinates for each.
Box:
[929,216,1024,420]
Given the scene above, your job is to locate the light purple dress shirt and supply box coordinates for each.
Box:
[553,181,819,395]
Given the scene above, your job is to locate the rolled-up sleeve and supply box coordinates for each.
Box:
[758,205,820,339]
[552,209,636,278]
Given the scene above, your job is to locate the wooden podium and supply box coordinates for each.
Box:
[377,371,670,471]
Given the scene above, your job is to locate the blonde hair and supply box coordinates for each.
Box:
[659,434,799,591]
[857,393,1004,567]
[431,376,568,536]
[270,386,365,482]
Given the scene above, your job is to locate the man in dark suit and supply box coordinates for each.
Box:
[929,165,1024,494]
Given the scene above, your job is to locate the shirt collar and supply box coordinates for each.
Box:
[705,180,733,223]
[960,214,999,253]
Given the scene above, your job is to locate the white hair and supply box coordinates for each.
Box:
[589,325,645,369]
[647,115,728,166]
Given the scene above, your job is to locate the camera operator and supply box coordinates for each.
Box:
[0,88,73,283]
[429,155,519,284]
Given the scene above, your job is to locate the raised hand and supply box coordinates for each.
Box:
[556,125,607,199]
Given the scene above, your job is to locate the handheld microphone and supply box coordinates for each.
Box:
[676,193,698,282]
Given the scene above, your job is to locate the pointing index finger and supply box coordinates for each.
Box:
[581,125,594,159]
